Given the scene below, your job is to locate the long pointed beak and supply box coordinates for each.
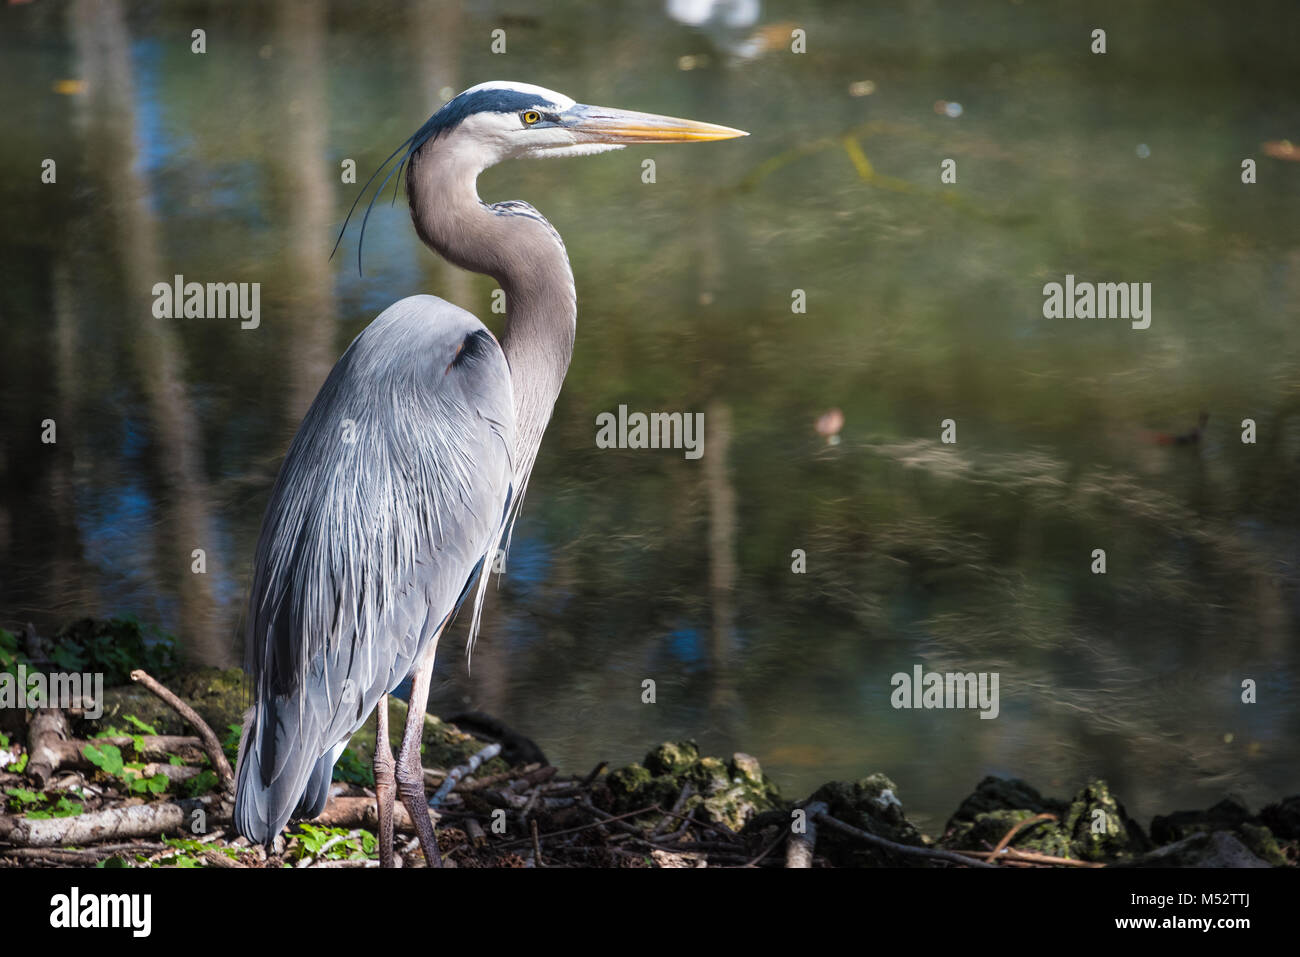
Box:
[563,104,748,143]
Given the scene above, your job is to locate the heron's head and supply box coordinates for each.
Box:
[415,80,748,166]
[335,81,746,271]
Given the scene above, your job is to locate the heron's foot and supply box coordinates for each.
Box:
[395,755,442,868]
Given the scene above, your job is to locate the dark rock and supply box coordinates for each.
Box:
[1150,796,1285,866]
[1260,796,1300,840]
[1151,796,1251,844]
[1121,831,1270,868]
[807,773,928,866]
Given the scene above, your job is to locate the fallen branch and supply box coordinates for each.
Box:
[986,812,1058,863]
[950,847,1104,868]
[0,795,223,847]
[428,742,502,808]
[21,735,205,781]
[0,842,165,864]
[309,796,420,833]
[813,811,997,869]
[786,801,827,868]
[130,669,235,793]
[25,709,69,789]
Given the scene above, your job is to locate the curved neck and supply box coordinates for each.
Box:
[407,140,576,488]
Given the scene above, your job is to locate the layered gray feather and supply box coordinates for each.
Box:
[234,295,515,844]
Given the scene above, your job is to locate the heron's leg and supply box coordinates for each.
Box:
[394,641,442,868]
[374,693,397,868]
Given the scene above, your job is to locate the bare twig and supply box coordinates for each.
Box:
[579,760,607,788]
[1,842,165,864]
[786,801,827,868]
[985,812,1058,864]
[25,709,69,789]
[950,847,1103,868]
[530,818,544,867]
[813,811,997,869]
[428,742,502,808]
[129,670,234,792]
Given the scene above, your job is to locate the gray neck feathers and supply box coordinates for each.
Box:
[407,140,576,495]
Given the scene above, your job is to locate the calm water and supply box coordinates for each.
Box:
[2,0,1298,832]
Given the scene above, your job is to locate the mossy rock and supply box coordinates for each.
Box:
[602,741,781,832]
[345,698,509,777]
[944,808,1074,859]
[807,774,928,866]
[90,667,247,737]
[942,777,1148,862]
[1060,779,1152,861]
[946,776,1066,828]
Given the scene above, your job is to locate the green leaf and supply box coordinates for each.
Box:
[50,795,83,818]
[5,787,45,810]
[123,715,158,736]
[181,769,219,797]
[83,742,124,776]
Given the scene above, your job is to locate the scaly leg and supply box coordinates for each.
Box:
[374,693,397,868]
[394,639,442,867]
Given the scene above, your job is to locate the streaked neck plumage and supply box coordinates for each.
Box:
[406,138,576,496]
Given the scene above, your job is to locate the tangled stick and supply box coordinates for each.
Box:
[129,669,234,793]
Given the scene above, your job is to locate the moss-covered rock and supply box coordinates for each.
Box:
[90,667,247,737]
[601,741,781,832]
[946,807,1074,858]
[800,774,930,866]
[346,697,509,777]
[941,777,1149,862]
[947,776,1066,824]
[942,777,1070,856]
[1060,780,1152,861]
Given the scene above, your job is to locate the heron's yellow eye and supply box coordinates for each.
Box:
[522,111,541,125]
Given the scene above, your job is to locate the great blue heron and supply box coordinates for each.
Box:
[233,81,745,867]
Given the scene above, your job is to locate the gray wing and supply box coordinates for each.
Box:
[234,295,514,844]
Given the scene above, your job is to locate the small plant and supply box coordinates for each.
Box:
[180,768,220,797]
[49,616,178,685]
[83,741,168,795]
[332,745,375,786]
[151,837,252,868]
[4,787,83,818]
[221,723,242,762]
[0,628,28,678]
[289,823,377,862]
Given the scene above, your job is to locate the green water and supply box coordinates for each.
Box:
[1,0,1297,833]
